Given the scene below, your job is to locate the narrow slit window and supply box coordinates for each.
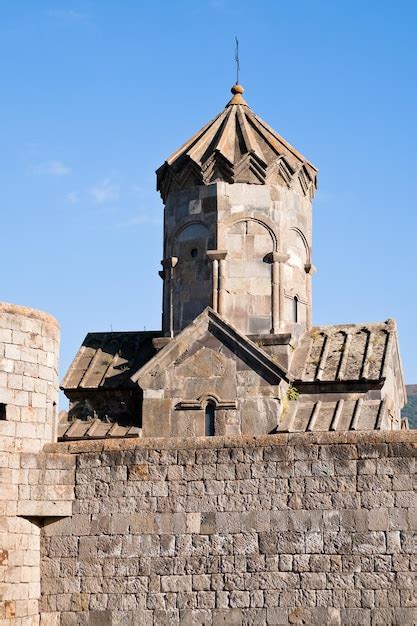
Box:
[292,296,299,323]
[0,404,6,420]
[205,402,215,437]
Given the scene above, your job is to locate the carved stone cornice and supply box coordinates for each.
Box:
[207,250,228,261]
[161,257,178,270]
[304,263,317,275]
[267,252,290,264]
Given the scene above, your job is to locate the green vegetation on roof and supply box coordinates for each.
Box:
[402,388,417,429]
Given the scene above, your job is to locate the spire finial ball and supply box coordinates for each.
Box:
[231,83,244,95]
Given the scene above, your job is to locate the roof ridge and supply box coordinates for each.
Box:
[310,319,395,331]
[131,307,292,385]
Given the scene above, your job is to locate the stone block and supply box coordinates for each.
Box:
[129,513,155,534]
[320,444,357,461]
[161,575,192,592]
[179,609,212,624]
[340,510,368,532]
[241,512,270,532]
[0,328,12,342]
[31,484,74,501]
[186,512,201,533]
[40,612,60,625]
[351,531,386,555]
[17,500,73,517]
[368,508,389,531]
[266,607,289,624]
[395,491,416,508]
[287,510,322,532]
[129,464,148,480]
[212,608,242,625]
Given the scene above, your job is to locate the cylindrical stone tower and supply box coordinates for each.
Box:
[0,302,60,624]
[157,84,318,338]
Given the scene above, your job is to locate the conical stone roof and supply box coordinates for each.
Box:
[157,84,318,202]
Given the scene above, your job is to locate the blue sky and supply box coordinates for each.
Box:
[1,0,416,395]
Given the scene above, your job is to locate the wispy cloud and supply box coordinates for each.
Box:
[31,160,71,176]
[46,9,88,20]
[66,191,79,204]
[89,178,119,205]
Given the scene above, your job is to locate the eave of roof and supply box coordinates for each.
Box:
[61,330,163,391]
[57,416,141,441]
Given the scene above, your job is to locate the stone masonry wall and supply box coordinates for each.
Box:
[163,182,312,337]
[41,431,416,625]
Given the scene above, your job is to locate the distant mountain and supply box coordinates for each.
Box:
[402,385,417,429]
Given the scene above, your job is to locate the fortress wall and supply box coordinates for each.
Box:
[41,431,416,625]
[0,303,69,626]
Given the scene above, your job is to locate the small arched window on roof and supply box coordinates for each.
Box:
[204,402,215,437]
[292,296,299,323]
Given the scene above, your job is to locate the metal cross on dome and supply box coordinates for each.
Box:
[235,36,240,85]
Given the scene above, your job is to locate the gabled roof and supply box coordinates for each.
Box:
[131,307,291,386]
[156,84,318,202]
[61,331,163,391]
[290,320,402,385]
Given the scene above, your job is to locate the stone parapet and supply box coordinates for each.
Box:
[44,429,417,454]
[40,430,416,625]
[0,303,59,328]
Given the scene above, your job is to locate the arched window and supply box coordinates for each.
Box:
[292,296,298,323]
[205,402,215,436]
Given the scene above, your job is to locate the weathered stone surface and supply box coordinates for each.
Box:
[135,309,288,438]
[37,432,417,624]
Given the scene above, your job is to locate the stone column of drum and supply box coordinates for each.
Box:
[0,303,59,625]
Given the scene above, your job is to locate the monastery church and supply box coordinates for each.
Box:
[60,82,407,439]
[0,82,414,626]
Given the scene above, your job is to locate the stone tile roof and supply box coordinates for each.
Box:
[290,320,397,384]
[156,84,317,202]
[61,331,162,390]
[57,413,141,441]
[276,398,397,433]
